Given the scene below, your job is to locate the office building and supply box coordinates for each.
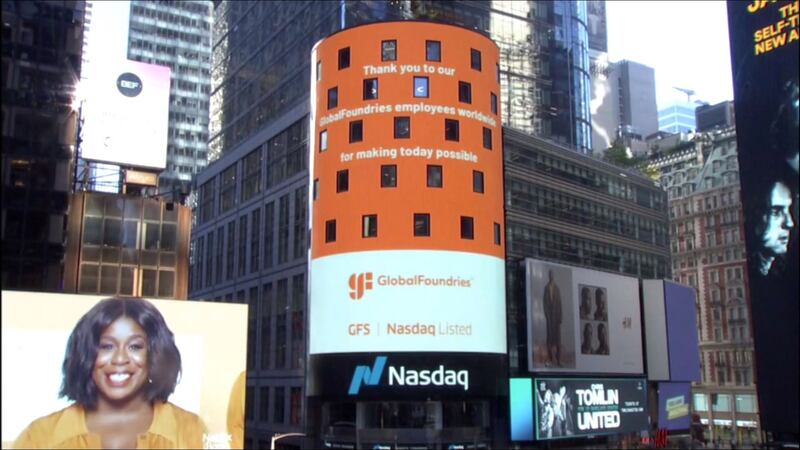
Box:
[1,0,86,290]
[696,100,735,133]
[126,0,213,198]
[647,127,760,446]
[659,101,698,134]
[592,59,659,155]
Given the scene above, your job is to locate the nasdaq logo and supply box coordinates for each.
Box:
[348,356,387,395]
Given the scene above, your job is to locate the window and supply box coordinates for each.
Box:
[483,127,492,149]
[274,387,285,424]
[494,222,501,245]
[338,47,350,69]
[693,393,708,412]
[325,220,336,243]
[319,130,328,152]
[394,116,410,139]
[336,169,349,193]
[381,165,397,187]
[363,78,378,100]
[491,93,498,114]
[458,81,472,103]
[414,213,431,237]
[414,77,429,98]
[259,387,270,421]
[328,87,338,109]
[349,120,363,143]
[382,40,397,61]
[313,178,319,200]
[427,165,443,188]
[445,119,459,141]
[316,60,322,81]
[470,48,481,70]
[461,216,474,239]
[363,215,378,238]
[426,40,441,61]
[473,170,484,193]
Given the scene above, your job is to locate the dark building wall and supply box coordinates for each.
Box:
[695,101,735,133]
[1,0,85,291]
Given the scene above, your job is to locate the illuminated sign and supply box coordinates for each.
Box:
[510,377,649,441]
[308,21,505,368]
[727,0,799,435]
[81,59,171,170]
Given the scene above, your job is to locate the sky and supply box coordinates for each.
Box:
[605,0,734,110]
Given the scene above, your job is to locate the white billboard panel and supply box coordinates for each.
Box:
[642,279,670,380]
[81,59,171,170]
[525,259,643,374]
[309,250,507,354]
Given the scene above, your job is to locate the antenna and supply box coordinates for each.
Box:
[672,86,696,102]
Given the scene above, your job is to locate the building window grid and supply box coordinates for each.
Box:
[238,216,247,277]
[260,282,272,370]
[226,221,235,280]
[250,209,261,273]
[275,279,288,369]
[278,194,290,264]
[293,186,307,260]
[264,202,274,269]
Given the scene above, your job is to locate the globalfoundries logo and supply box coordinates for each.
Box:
[347,356,469,395]
[349,272,373,300]
[347,273,472,300]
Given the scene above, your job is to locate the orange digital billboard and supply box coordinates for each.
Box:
[308,21,506,387]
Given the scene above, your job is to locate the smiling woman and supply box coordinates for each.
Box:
[13,297,207,449]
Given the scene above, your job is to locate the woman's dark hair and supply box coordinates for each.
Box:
[59,297,181,409]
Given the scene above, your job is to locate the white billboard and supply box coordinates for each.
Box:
[525,259,643,374]
[308,250,507,354]
[81,59,171,170]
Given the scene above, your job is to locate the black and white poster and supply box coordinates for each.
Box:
[532,378,649,441]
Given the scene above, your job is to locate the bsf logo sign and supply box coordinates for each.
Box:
[349,272,373,300]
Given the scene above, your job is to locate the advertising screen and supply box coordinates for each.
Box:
[657,382,691,431]
[81,59,171,170]
[525,259,643,374]
[727,0,799,435]
[1,292,246,449]
[308,21,505,398]
[509,377,649,441]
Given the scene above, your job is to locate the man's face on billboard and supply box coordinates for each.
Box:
[762,182,794,256]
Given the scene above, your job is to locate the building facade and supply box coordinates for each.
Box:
[648,127,760,446]
[592,59,659,155]
[695,100,736,133]
[1,0,85,290]
[127,0,213,198]
[658,101,698,134]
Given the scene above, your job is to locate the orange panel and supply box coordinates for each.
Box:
[310,21,504,259]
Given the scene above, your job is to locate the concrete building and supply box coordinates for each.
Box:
[592,59,659,156]
[126,0,213,198]
[1,0,86,290]
[647,127,760,446]
[696,100,736,133]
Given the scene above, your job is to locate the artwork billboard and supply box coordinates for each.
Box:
[81,59,171,170]
[525,259,643,374]
[509,377,649,441]
[727,0,799,435]
[1,292,246,449]
[307,21,506,397]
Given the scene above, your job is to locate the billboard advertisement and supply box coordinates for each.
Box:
[308,22,505,397]
[657,382,691,431]
[727,0,799,435]
[81,59,171,170]
[525,259,643,374]
[1,292,246,449]
[642,280,701,382]
[509,377,649,441]
[587,0,608,53]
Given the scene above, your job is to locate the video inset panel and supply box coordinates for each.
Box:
[1,292,247,449]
